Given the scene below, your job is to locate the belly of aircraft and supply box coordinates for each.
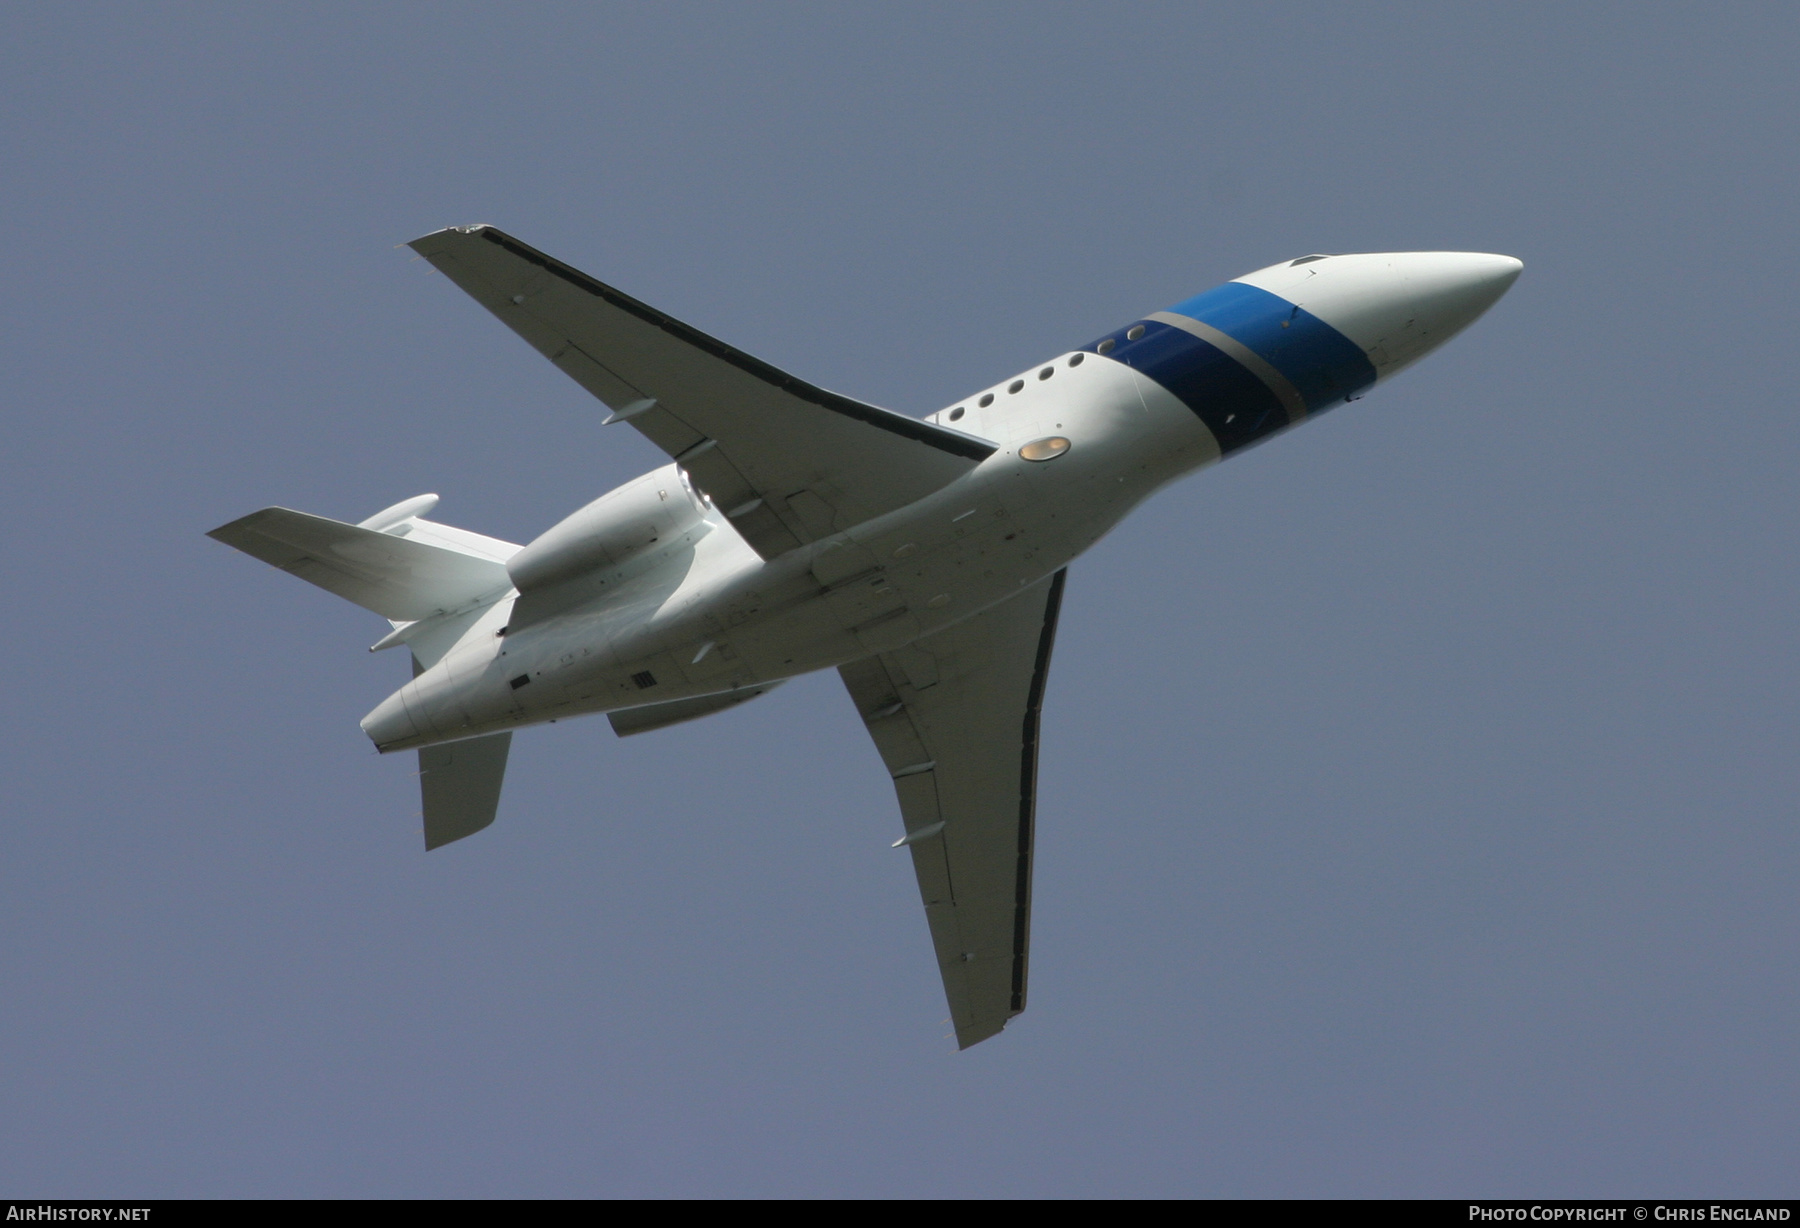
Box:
[390,353,1219,750]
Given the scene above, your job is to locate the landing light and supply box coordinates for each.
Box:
[1019,436,1071,462]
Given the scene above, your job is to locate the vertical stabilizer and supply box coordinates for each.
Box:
[420,733,512,849]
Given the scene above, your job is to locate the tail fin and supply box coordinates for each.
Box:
[207,496,518,623]
[212,497,520,849]
[420,732,511,849]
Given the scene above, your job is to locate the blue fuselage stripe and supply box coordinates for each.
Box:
[1166,282,1376,412]
[1085,281,1377,455]
[1101,323,1287,453]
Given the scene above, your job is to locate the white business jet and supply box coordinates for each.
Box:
[210,228,1520,1047]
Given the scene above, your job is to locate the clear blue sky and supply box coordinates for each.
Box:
[4,2,1796,1197]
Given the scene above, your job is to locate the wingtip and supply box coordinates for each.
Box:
[204,506,272,542]
[406,223,499,253]
[953,1019,1009,1050]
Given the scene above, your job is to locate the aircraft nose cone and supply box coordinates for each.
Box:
[1348,252,1522,379]
[1240,251,1522,381]
[1414,251,1523,327]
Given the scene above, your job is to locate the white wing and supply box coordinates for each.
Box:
[839,570,1067,1049]
[408,225,996,559]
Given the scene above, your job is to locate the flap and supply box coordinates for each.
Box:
[407,225,996,559]
[839,569,1068,1049]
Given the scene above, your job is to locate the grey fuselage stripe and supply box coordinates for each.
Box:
[1145,310,1308,425]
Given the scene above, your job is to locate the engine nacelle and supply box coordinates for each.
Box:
[507,464,708,592]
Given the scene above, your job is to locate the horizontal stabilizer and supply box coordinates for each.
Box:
[208,507,513,622]
[607,682,785,738]
[420,732,512,850]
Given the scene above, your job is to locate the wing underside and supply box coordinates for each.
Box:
[207,507,513,622]
[408,225,995,559]
[840,570,1067,1049]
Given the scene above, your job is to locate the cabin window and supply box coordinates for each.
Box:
[1126,324,1146,341]
[1068,353,1084,367]
[1008,380,1024,394]
[949,407,965,421]
[1038,366,1053,380]
[1097,338,1115,355]
[979,393,994,407]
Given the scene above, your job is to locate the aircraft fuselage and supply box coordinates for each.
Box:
[362,250,1521,753]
